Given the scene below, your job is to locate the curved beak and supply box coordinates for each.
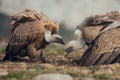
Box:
[55,38,65,45]
[64,47,73,57]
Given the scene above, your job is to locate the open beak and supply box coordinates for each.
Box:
[55,38,65,45]
[64,47,73,57]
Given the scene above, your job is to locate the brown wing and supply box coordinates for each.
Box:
[82,26,103,46]
[3,20,44,61]
[82,24,119,46]
[76,15,113,30]
[78,28,120,66]
[11,9,41,28]
[11,21,43,45]
[77,11,120,30]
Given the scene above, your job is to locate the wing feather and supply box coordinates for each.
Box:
[5,20,44,58]
[79,28,120,66]
[15,21,43,44]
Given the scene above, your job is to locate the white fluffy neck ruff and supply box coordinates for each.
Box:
[74,29,82,40]
[67,29,85,50]
[44,29,52,42]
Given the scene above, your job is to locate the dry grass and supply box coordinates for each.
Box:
[0,44,120,80]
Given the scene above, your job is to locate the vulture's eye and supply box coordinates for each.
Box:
[51,31,57,34]
[51,27,57,34]
[55,37,60,40]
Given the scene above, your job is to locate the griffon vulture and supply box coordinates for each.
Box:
[3,9,65,62]
[65,11,120,66]
[65,30,86,57]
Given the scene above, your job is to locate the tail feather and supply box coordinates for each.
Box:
[79,47,120,66]
[112,54,120,63]
[3,42,26,61]
[104,51,120,64]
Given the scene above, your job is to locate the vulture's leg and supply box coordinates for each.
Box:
[39,49,46,63]
[27,43,46,62]
[18,49,27,57]
[27,42,40,62]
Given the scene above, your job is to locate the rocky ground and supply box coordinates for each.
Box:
[0,43,120,80]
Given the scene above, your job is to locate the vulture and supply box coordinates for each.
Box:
[65,29,86,57]
[65,11,120,66]
[3,9,65,62]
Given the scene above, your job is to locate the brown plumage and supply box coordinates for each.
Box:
[76,11,120,66]
[82,25,103,46]
[79,28,120,66]
[3,9,62,62]
[77,11,120,46]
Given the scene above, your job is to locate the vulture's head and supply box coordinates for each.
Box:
[74,29,82,40]
[64,29,86,57]
[44,29,65,45]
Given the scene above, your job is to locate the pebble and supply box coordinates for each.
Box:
[32,73,73,80]
[82,78,95,80]
[94,69,113,75]
[81,69,91,74]
[0,71,8,76]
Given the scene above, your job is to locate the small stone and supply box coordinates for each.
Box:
[94,70,104,75]
[94,69,113,75]
[99,63,120,71]
[107,65,115,70]
[28,69,36,71]
[41,63,55,68]
[82,77,95,80]
[32,74,73,80]
[0,71,8,76]
[73,77,79,80]
[112,75,120,79]
[104,69,113,74]
[19,62,27,70]
[81,69,91,74]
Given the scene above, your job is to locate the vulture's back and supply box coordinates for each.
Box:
[79,27,120,66]
[3,9,45,61]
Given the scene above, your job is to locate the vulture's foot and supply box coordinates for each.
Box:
[39,52,46,63]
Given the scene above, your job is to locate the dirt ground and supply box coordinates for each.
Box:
[1,51,120,80]
[0,52,79,67]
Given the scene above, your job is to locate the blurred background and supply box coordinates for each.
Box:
[0,0,120,42]
[1,1,120,79]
